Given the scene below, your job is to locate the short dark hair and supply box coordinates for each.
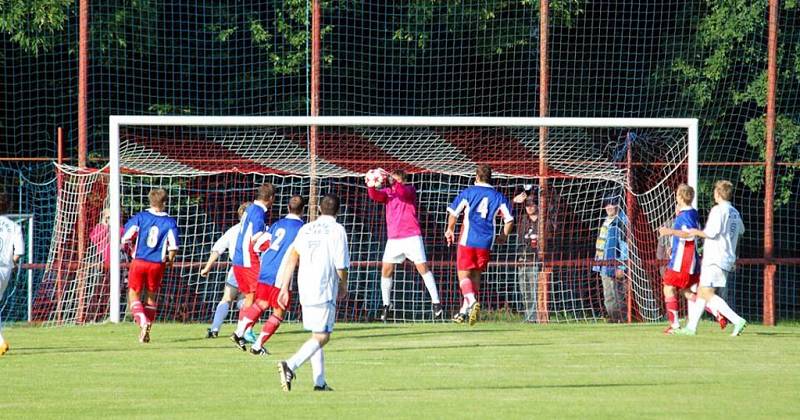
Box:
[391,169,407,182]
[0,191,8,214]
[257,184,275,201]
[476,164,492,183]
[320,194,340,216]
[288,195,306,215]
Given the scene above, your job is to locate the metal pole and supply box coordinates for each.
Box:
[763,0,778,326]
[308,0,321,221]
[78,0,88,168]
[537,0,550,323]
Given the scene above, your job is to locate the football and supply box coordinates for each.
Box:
[365,168,388,188]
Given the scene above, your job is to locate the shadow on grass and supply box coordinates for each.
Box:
[379,381,709,392]
[330,341,552,353]
[340,328,518,341]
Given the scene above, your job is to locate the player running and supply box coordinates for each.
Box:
[231,184,275,342]
[0,192,24,356]
[445,164,514,326]
[676,180,747,336]
[230,195,305,355]
[277,194,349,392]
[367,169,442,321]
[121,188,180,343]
[200,202,250,338]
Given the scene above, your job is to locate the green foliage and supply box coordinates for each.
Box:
[670,0,800,207]
[0,0,73,54]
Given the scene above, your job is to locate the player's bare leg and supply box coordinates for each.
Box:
[414,262,442,318]
[380,263,395,322]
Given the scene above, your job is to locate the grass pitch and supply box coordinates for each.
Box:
[2,321,799,419]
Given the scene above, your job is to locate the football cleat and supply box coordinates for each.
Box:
[278,361,295,392]
[250,346,270,356]
[0,341,8,356]
[717,314,729,330]
[206,328,219,339]
[380,305,391,323]
[138,323,152,343]
[313,383,334,391]
[468,302,481,326]
[243,329,257,344]
[731,319,747,337]
[230,333,247,351]
[432,303,444,319]
[673,327,696,336]
[663,326,676,335]
[452,312,467,324]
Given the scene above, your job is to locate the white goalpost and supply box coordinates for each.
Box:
[105,116,697,324]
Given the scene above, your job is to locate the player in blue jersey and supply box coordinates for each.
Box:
[231,184,275,342]
[121,188,179,343]
[658,184,702,334]
[445,165,514,325]
[230,195,305,354]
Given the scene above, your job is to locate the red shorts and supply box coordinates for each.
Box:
[128,259,165,293]
[233,265,259,294]
[255,283,288,309]
[663,268,699,290]
[457,245,491,272]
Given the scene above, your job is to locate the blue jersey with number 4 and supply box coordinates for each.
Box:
[257,215,304,287]
[447,183,514,250]
[122,209,180,263]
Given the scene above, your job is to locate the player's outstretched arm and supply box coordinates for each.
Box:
[444,214,457,246]
[277,249,300,310]
[200,251,220,277]
[337,269,349,300]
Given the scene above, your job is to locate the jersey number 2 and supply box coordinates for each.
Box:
[269,228,286,251]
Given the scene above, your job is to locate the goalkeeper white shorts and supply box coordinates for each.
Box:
[382,235,427,264]
[302,302,336,334]
[699,265,729,289]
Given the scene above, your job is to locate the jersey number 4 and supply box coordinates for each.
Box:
[476,197,490,219]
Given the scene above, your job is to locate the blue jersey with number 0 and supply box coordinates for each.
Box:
[258,215,304,287]
[122,209,180,263]
[447,184,514,250]
[233,201,268,268]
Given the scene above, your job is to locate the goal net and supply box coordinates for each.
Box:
[41,116,696,325]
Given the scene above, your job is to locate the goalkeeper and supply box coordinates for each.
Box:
[367,169,442,321]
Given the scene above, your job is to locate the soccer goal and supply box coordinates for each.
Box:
[45,116,698,325]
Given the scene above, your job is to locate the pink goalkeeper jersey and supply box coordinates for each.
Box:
[368,182,422,239]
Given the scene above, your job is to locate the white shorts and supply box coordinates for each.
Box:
[699,265,729,288]
[302,302,336,333]
[224,267,238,288]
[382,235,427,264]
[0,268,12,297]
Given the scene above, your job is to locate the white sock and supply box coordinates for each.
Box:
[421,271,440,304]
[234,318,252,337]
[706,295,743,325]
[459,298,470,314]
[381,276,392,306]
[287,338,321,372]
[310,348,326,387]
[251,333,268,350]
[686,298,706,331]
[463,293,476,306]
[0,330,4,344]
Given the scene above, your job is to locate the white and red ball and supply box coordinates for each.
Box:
[365,168,388,188]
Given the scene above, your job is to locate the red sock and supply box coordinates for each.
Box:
[665,296,678,326]
[243,304,265,330]
[144,304,157,324]
[131,300,147,326]
[258,314,284,347]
